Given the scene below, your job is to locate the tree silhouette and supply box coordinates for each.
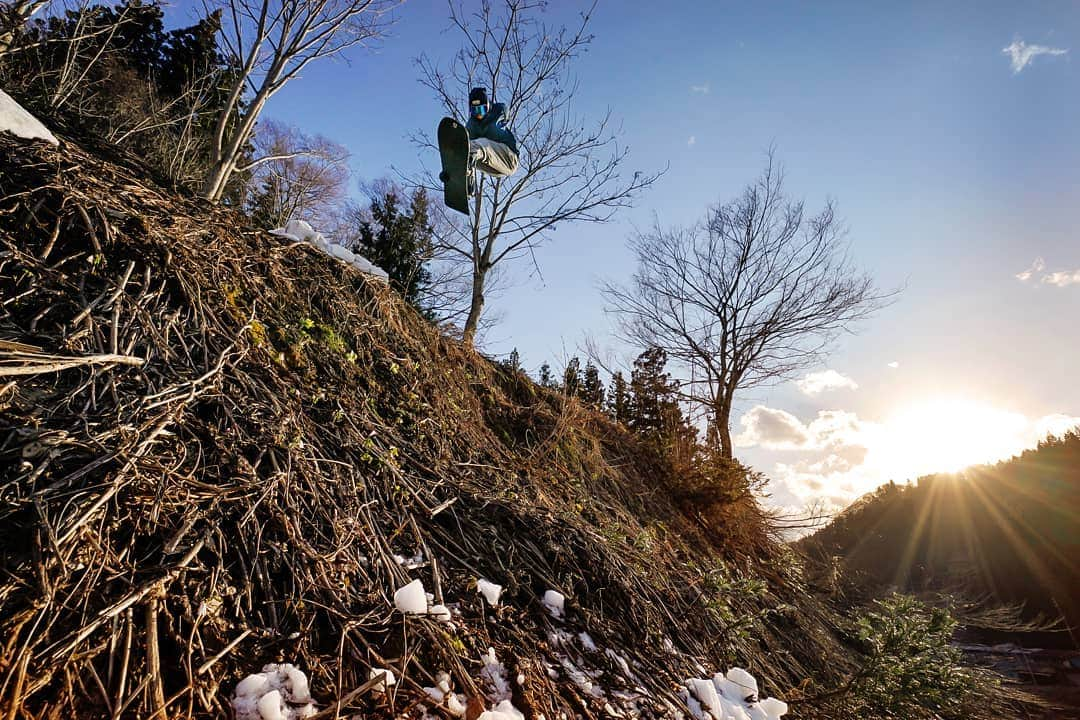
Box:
[603,152,892,458]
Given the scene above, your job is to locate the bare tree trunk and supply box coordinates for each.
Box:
[714,396,734,460]
[462,268,485,345]
[203,86,270,202]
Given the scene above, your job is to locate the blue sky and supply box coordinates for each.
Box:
[166,0,1079,511]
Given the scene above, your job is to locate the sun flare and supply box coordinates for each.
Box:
[876,397,1030,478]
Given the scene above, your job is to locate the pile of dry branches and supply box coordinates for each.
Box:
[0,133,853,719]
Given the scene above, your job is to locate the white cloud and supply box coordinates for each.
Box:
[1033,413,1080,438]
[1003,39,1068,74]
[1015,256,1045,282]
[1041,269,1080,287]
[690,82,710,94]
[797,369,858,395]
[1015,257,1080,286]
[687,135,696,147]
[887,361,900,369]
[734,406,812,449]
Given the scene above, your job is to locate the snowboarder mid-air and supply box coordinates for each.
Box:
[438,87,519,211]
[463,87,519,181]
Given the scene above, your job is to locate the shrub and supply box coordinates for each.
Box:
[850,594,998,719]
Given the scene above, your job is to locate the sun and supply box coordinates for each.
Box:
[875,397,1030,478]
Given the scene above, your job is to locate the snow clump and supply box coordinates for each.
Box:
[541,589,565,618]
[269,219,388,282]
[394,578,428,614]
[232,663,315,720]
[477,578,503,606]
[680,666,787,720]
[0,89,58,145]
[392,578,454,622]
[369,668,396,690]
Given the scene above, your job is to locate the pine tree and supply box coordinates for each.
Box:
[538,362,556,389]
[563,357,582,397]
[352,187,434,315]
[607,371,629,423]
[581,361,605,409]
[628,348,696,455]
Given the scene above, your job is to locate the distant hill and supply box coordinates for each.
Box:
[799,432,1080,630]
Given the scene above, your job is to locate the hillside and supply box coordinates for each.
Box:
[799,433,1080,632]
[0,127,870,720]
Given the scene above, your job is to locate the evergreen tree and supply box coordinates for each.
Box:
[628,347,696,455]
[581,361,605,409]
[352,187,434,315]
[607,371,629,423]
[538,362,557,389]
[498,348,521,372]
[562,357,582,397]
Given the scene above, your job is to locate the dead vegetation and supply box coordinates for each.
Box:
[1,131,864,719]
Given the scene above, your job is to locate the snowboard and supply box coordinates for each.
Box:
[438,117,470,215]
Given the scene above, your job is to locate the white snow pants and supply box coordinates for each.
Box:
[470,138,519,177]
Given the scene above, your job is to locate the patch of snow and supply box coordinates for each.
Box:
[605,649,632,678]
[393,552,425,569]
[758,698,788,718]
[428,604,452,622]
[269,219,389,282]
[542,589,565,619]
[232,664,315,720]
[480,647,512,701]
[0,89,58,145]
[578,632,598,652]
[547,629,573,648]
[477,699,525,720]
[477,578,503,606]
[559,657,604,698]
[369,668,396,690]
[446,693,467,717]
[394,579,428,614]
[719,667,758,702]
[682,667,786,720]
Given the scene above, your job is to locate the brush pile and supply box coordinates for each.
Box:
[0,131,853,719]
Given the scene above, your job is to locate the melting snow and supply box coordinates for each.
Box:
[269,219,388,282]
[394,579,428,614]
[477,578,503,606]
[0,89,58,145]
[542,589,565,619]
[232,664,315,720]
[680,667,787,720]
[369,667,396,692]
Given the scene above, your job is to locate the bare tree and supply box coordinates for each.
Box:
[414,0,661,346]
[0,0,49,56]
[602,153,894,459]
[201,0,397,203]
[245,119,350,228]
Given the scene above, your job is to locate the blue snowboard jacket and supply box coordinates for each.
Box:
[466,102,518,156]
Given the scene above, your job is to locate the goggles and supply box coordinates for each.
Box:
[470,103,487,118]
